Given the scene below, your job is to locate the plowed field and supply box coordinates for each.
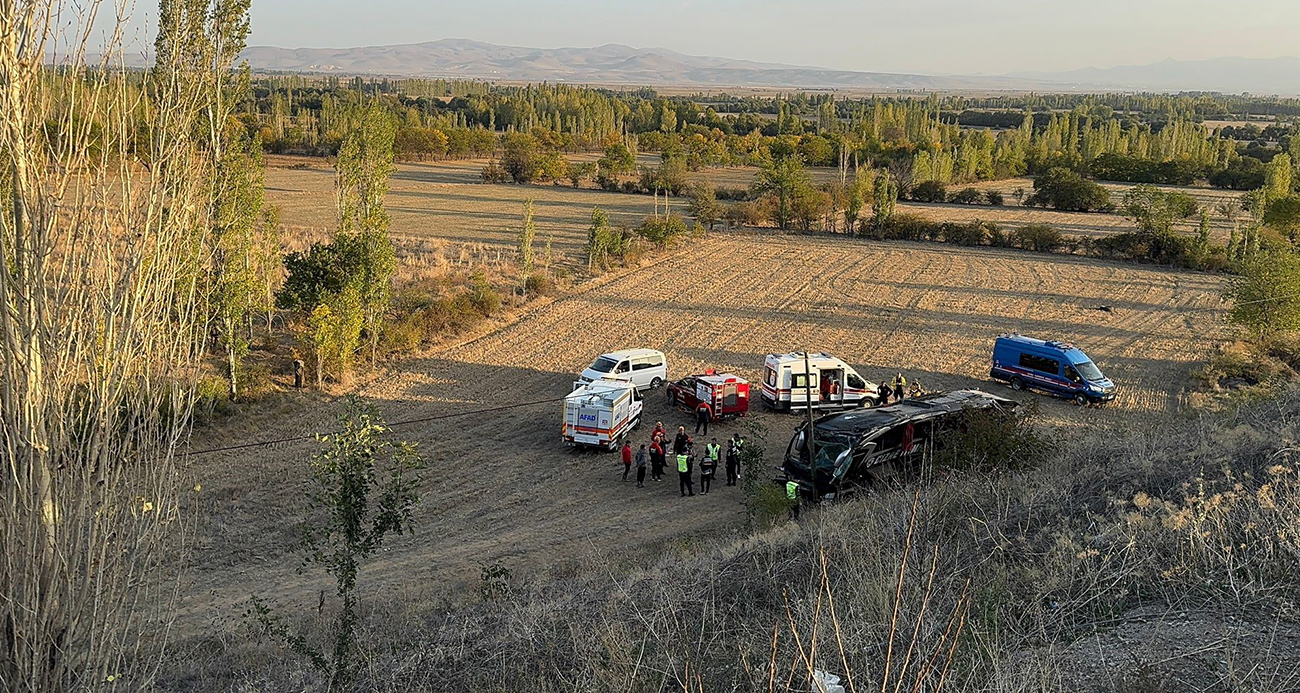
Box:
[181,231,1226,630]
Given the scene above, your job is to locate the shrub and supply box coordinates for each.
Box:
[523,273,555,297]
[940,221,990,246]
[877,213,939,241]
[1026,167,1111,212]
[909,180,947,203]
[467,272,502,315]
[985,190,1005,206]
[950,187,984,205]
[636,214,689,247]
[933,403,1050,473]
[1013,223,1064,252]
[1226,251,1300,335]
[725,200,767,228]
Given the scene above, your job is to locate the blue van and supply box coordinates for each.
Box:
[990,334,1116,405]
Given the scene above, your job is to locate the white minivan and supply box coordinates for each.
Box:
[579,349,667,391]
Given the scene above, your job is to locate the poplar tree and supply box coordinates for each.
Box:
[336,101,398,367]
[1264,153,1293,205]
[587,207,611,270]
[518,198,537,294]
[872,173,899,229]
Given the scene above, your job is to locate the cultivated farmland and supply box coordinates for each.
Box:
[181,229,1227,631]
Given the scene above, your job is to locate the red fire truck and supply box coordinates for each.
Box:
[667,370,750,420]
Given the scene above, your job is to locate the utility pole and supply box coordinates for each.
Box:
[803,351,816,467]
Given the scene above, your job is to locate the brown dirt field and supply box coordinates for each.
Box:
[179,230,1226,636]
[265,154,658,272]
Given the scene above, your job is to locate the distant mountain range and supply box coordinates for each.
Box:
[237,39,1300,94]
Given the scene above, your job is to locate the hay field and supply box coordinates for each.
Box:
[265,155,657,271]
[180,230,1226,633]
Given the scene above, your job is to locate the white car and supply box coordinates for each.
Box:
[578,349,667,391]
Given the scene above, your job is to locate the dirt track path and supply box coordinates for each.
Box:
[179,232,1226,632]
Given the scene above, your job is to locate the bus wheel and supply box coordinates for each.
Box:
[1011,377,1025,392]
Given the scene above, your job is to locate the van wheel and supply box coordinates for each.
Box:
[650,377,663,389]
[1011,377,1025,392]
[1073,393,1088,406]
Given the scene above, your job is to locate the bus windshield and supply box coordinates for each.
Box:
[1074,360,1104,381]
[589,356,619,373]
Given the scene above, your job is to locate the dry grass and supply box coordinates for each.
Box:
[163,386,1300,692]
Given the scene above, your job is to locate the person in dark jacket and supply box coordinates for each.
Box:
[634,444,647,488]
[649,439,665,481]
[694,402,710,435]
[673,426,690,455]
[725,436,741,486]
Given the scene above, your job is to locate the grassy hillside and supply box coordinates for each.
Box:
[166,388,1300,692]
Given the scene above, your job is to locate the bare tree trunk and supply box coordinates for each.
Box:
[0,2,235,689]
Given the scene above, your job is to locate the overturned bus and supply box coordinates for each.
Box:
[781,390,1019,499]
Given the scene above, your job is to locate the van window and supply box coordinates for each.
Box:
[632,360,660,371]
[589,356,619,373]
[1075,360,1103,381]
[791,374,811,390]
[846,373,865,389]
[766,368,777,387]
[614,360,630,374]
[1064,365,1082,383]
[1018,353,1059,375]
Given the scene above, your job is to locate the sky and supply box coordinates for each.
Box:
[111,0,1300,75]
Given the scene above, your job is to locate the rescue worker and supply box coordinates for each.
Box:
[673,426,690,455]
[701,438,721,494]
[892,372,907,401]
[694,401,711,435]
[909,380,924,398]
[677,450,694,497]
[652,421,667,446]
[621,441,633,482]
[649,439,665,481]
[786,479,801,519]
[635,444,647,488]
[877,386,891,407]
[725,435,741,486]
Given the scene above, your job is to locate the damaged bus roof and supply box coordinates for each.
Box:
[811,389,1018,440]
[784,389,1020,496]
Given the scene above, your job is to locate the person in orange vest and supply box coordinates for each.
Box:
[694,401,711,435]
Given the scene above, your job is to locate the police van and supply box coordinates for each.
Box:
[578,349,667,391]
[562,378,644,450]
[990,334,1116,405]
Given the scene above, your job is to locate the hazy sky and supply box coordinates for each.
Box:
[117,0,1300,75]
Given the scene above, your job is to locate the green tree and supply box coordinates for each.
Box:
[1026,167,1111,212]
[598,141,636,177]
[336,102,398,367]
[210,127,264,399]
[1121,184,1198,235]
[844,168,873,232]
[872,173,899,230]
[587,207,610,270]
[1263,194,1300,242]
[501,132,540,183]
[1226,251,1300,335]
[518,198,537,294]
[252,397,423,689]
[1264,153,1293,204]
[687,183,722,230]
[756,154,812,230]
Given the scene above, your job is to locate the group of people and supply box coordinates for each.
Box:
[621,422,744,497]
[877,372,924,406]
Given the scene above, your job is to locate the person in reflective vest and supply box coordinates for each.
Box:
[700,439,720,494]
[677,452,694,497]
[786,480,801,519]
[892,373,907,401]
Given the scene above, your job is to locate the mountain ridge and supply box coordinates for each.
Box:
[237,39,1300,93]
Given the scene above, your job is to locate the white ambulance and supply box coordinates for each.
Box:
[760,352,879,411]
[562,377,644,451]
